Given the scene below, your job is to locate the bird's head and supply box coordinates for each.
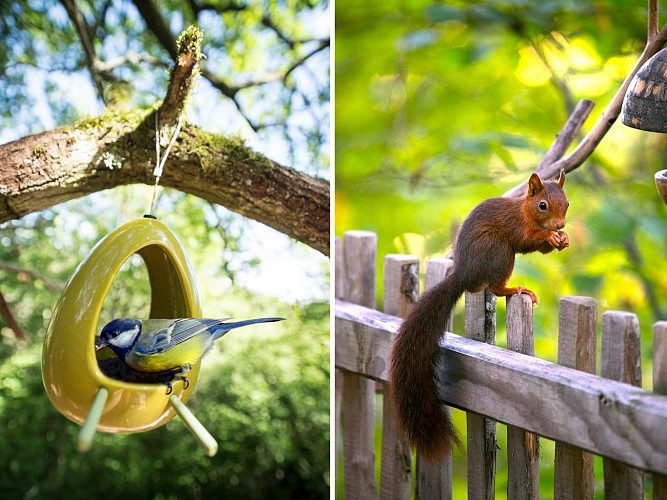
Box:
[95,318,142,356]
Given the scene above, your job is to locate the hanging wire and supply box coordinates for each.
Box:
[148,112,184,217]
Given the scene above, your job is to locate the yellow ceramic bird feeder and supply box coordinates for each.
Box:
[42,216,217,455]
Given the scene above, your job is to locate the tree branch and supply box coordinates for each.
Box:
[648,0,659,42]
[531,38,576,115]
[0,289,26,341]
[96,52,170,74]
[262,13,296,48]
[0,24,329,255]
[60,0,107,98]
[158,26,203,125]
[537,99,595,170]
[129,0,328,135]
[187,0,245,15]
[131,0,178,59]
[504,98,595,196]
[282,39,330,82]
[0,261,63,293]
[504,3,667,197]
[0,117,329,255]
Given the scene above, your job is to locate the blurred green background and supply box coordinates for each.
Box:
[335,0,666,497]
[0,190,330,499]
[0,0,330,498]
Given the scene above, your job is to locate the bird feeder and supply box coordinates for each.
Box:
[621,48,667,132]
[621,47,667,205]
[42,217,216,451]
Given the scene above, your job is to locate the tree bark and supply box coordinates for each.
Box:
[0,109,330,255]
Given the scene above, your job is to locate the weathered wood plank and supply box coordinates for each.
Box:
[416,258,454,500]
[601,311,644,499]
[340,232,377,500]
[342,372,378,500]
[653,322,667,499]
[465,290,497,500]
[334,237,343,482]
[383,254,419,318]
[554,296,596,500]
[380,255,417,500]
[426,258,455,333]
[335,300,667,475]
[654,322,667,394]
[464,290,496,344]
[341,231,377,308]
[335,236,344,299]
[506,294,539,500]
[417,461,451,500]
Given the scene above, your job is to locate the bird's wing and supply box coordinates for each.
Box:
[136,318,230,354]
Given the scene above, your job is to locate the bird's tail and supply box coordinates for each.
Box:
[213,317,284,339]
[388,270,465,463]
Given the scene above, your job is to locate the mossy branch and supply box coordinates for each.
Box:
[0,26,329,255]
[159,25,203,125]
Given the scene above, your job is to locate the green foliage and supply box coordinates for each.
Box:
[336,0,666,350]
[0,301,328,499]
[0,186,329,498]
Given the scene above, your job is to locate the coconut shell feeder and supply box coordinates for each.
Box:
[621,47,667,205]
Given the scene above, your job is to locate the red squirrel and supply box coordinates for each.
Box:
[388,170,569,463]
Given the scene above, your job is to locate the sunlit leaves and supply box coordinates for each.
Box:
[335,0,667,370]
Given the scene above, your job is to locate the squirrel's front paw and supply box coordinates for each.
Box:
[557,230,569,250]
[547,230,561,248]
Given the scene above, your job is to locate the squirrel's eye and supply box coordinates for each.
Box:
[538,201,548,211]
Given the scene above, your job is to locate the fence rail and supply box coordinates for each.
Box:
[335,230,667,499]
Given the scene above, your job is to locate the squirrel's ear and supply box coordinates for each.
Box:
[557,168,565,187]
[527,173,544,197]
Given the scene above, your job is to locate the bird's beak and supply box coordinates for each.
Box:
[95,338,109,351]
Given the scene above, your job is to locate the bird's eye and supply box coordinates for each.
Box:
[538,201,548,212]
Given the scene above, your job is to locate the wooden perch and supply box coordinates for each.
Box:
[0,27,330,255]
[505,0,667,197]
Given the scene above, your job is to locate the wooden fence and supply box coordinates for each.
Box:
[334,230,667,499]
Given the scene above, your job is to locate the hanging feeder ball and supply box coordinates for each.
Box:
[42,217,203,434]
[622,47,667,133]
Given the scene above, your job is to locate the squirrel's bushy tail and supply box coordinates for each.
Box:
[388,271,465,463]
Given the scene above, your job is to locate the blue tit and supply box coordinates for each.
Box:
[95,317,283,392]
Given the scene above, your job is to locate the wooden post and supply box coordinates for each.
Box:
[381,254,418,500]
[601,311,644,500]
[335,237,343,487]
[416,258,454,500]
[465,289,497,500]
[341,231,378,499]
[554,296,597,500]
[506,294,539,500]
[653,321,667,499]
